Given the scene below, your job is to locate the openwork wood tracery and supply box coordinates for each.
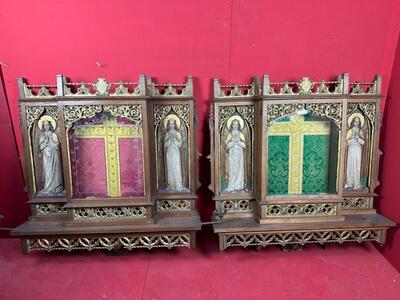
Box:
[12,74,200,253]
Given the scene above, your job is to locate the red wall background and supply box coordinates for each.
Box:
[379,33,400,272]
[0,0,400,268]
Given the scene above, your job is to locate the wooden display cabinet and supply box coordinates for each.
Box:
[12,74,201,253]
[210,74,395,251]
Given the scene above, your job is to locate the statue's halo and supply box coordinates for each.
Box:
[38,115,56,130]
[227,115,244,130]
[348,113,365,128]
[163,114,181,129]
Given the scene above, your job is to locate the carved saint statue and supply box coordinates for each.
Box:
[164,115,186,191]
[345,114,365,189]
[225,117,246,192]
[37,116,64,195]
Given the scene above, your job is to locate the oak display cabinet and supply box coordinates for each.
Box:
[12,74,201,253]
[210,74,395,251]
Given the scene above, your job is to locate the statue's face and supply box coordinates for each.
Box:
[43,121,51,131]
[168,120,175,130]
[232,120,239,131]
[353,118,360,127]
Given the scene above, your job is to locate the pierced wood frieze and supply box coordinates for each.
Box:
[217,199,253,212]
[157,200,192,212]
[23,233,192,253]
[264,203,338,218]
[220,228,386,250]
[342,197,371,209]
[73,207,147,220]
[32,203,66,216]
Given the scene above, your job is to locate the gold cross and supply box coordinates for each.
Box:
[268,115,330,194]
[74,118,142,197]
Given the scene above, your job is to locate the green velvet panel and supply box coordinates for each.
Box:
[267,135,289,195]
[302,135,330,194]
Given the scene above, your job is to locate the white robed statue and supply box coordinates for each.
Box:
[37,116,63,195]
[164,115,186,191]
[225,117,246,192]
[345,115,365,189]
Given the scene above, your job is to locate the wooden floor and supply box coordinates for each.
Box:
[1,232,399,300]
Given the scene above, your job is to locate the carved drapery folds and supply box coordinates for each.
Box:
[153,104,191,193]
[218,105,255,193]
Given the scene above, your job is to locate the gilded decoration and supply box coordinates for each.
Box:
[23,84,56,98]
[342,197,370,209]
[347,103,376,129]
[25,106,45,129]
[267,77,344,95]
[63,78,144,97]
[103,105,142,127]
[266,103,342,128]
[73,117,143,197]
[218,105,255,129]
[65,104,142,129]
[149,82,190,97]
[268,115,331,194]
[73,207,147,219]
[153,104,190,127]
[218,83,256,97]
[64,105,103,129]
[157,200,192,211]
[350,80,378,95]
[222,229,383,249]
[218,200,252,212]
[265,203,337,217]
[34,203,66,216]
[26,105,60,129]
[24,234,192,252]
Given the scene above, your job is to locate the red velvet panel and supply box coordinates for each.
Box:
[71,138,107,198]
[119,138,144,197]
